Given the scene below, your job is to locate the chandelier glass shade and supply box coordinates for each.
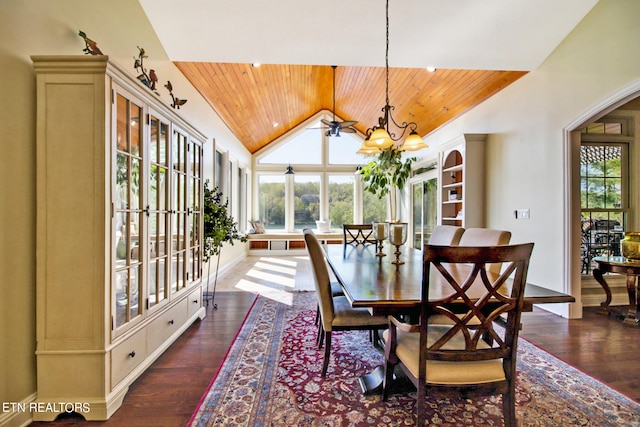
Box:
[359,0,428,154]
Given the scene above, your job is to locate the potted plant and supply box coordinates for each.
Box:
[203,180,247,309]
[358,146,416,222]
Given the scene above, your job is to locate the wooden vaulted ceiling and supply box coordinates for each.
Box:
[176,62,527,154]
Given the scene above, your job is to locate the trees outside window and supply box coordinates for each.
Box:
[580,118,630,274]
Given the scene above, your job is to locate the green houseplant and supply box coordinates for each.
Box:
[358,146,416,222]
[203,180,247,309]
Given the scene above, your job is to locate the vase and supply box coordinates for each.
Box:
[620,232,640,260]
[388,186,398,222]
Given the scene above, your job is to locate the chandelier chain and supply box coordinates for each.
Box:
[385,0,390,106]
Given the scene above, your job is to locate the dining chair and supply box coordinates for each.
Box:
[303,228,388,377]
[382,243,534,427]
[427,225,465,246]
[458,228,511,274]
[343,224,376,246]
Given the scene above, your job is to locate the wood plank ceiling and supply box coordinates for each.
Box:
[176,62,526,154]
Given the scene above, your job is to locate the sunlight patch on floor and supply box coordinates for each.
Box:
[245,270,296,288]
[235,279,294,305]
[214,255,315,293]
[259,257,298,267]
[253,261,297,276]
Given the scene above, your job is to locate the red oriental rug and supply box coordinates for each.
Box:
[188,293,640,426]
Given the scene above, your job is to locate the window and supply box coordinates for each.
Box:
[259,125,321,165]
[412,177,438,248]
[328,132,366,165]
[258,175,285,230]
[214,149,223,190]
[328,175,354,228]
[363,191,386,223]
[253,112,377,231]
[580,118,630,274]
[294,175,320,228]
[238,167,246,231]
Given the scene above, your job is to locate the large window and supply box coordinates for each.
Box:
[580,118,630,274]
[253,113,380,231]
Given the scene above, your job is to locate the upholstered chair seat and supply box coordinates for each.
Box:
[384,325,505,384]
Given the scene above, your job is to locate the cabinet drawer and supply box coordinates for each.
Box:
[147,298,188,352]
[187,287,202,318]
[111,328,147,386]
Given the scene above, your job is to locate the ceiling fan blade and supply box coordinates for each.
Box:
[338,120,358,128]
[340,127,356,133]
[320,119,335,127]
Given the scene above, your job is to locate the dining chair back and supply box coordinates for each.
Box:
[304,228,388,377]
[458,228,511,274]
[382,242,534,427]
[343,224,376,246]
[427,225,464,246]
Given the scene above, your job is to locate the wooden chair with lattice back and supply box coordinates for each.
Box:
[343,224,376,246]
[304,228,388,377]
[382,242,534,427]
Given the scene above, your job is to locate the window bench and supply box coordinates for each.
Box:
[247,231,343,254]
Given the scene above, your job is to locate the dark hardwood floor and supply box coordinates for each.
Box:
[30,293,639,426]
[30,292,258,427]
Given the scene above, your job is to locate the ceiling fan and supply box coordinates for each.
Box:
[319,65,358,137]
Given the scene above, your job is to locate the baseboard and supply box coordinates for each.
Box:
[0,392,36,427]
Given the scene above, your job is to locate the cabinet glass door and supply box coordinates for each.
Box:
[188,139,203,282]
[171,129,188,293]
[114,93,144,329]
[148,114,170,308]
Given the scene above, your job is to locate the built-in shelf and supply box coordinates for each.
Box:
[439,134,486,228]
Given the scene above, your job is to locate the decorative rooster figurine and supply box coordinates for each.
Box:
[78,30,103,55]
[165,81,187,109]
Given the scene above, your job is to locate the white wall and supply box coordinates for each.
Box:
[0,1,249,423]
[419,0,640,317]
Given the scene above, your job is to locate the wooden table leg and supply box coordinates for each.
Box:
[622,273,640,327]
[592,267,612,314]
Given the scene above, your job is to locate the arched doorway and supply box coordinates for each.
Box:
[564,78,640,318]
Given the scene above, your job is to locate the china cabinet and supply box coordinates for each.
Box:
[33,55,206,420]
[439,134,486,228]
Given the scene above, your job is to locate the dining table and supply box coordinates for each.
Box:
[322,242,576,394]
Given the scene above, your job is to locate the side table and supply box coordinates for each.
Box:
[592,256,640,327]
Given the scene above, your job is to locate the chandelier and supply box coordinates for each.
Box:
[358,0,428,154]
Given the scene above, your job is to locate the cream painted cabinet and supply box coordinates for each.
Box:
[439,134,486,228]
[33,55,206,421]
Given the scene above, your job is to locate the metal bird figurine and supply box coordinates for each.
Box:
[165,81,187,109]
[149,69,158,91]
[133,46,155,91]
[78,30,103,55]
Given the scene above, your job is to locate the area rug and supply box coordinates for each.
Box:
[188,292,640,427]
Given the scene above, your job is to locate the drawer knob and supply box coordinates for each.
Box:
[193,299,199,303]
[168,319,174,325]
[128,351,136,358]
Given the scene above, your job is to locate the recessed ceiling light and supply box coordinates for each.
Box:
[252,63,261,68]
[426,66,436,72]
[272,122,279,127]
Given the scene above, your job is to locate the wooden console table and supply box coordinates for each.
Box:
[592,256,640,327]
